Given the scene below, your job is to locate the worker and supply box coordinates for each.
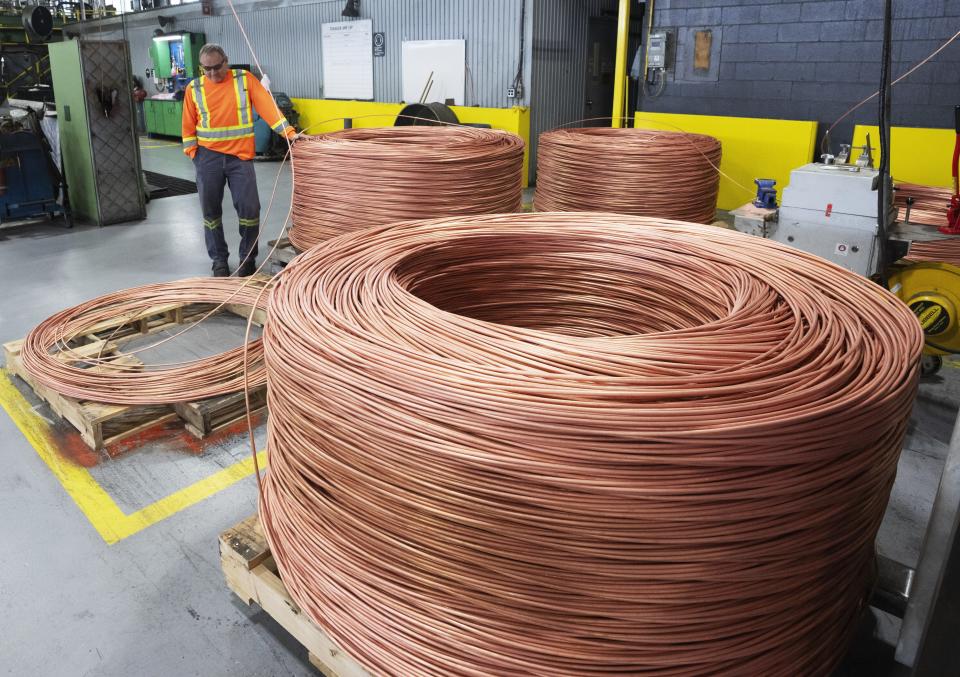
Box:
[182,43,297,276]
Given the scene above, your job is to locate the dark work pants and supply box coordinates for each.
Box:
[193,146,261,265]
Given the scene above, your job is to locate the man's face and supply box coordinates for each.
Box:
[200,52,229,83]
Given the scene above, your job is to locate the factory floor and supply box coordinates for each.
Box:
[0,138,953,676]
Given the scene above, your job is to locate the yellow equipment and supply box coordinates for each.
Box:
[889,262,960,374]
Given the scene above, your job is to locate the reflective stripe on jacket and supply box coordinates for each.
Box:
[181,69,294,160]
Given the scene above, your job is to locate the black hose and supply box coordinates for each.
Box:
[877,0,893,283]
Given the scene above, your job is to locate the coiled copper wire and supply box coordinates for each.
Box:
[895,182,953,227]
[20,277,270,404]
[259,211,922,676]
[903,237,960,267]
[289,126,524,250]
[534,128,722,223]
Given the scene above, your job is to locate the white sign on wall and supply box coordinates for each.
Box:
[401,39,465,105]
[321,19,374,100]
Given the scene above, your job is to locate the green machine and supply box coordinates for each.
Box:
[48,39,145,226]
[143,31,204,139]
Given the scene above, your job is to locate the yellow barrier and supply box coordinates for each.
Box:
[852,125,956,188]
[633,112,818,210]
[291,99,531,187]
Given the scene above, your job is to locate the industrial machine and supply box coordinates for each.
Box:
[143,31,204,139]
[148,31,204,94]
[0,106,68,227]
[0,3,117,105]
[48,38,145,226]
[732,139,960,375]
[254,91,299,160]
[772,160,892,277]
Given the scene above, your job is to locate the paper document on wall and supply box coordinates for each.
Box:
[321,19,373,100]
[401,40,465,105]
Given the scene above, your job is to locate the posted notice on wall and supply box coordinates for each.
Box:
[321,19,374,100]
[401,39,465,105]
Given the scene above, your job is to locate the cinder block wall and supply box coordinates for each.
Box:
[640,0,960,149]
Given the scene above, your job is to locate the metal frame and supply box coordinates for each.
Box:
[894,406,960,673]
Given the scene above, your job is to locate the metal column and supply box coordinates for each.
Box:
[611,0,630,128]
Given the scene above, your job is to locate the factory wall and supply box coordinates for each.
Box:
[639,0,960,150]
[528,0,619,178]
[79,0,531,108]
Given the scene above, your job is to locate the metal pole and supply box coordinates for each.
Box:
[611,0,630,128]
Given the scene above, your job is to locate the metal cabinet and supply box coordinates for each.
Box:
[48,39,145,226]
[144,99,183,139]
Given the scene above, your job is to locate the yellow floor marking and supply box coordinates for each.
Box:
[0,371,265,545]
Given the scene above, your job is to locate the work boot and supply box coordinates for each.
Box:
[237,259,257,277]
[212,260,230,277]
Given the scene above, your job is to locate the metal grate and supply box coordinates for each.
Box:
[143,170,198,198]
[81,40,146,225]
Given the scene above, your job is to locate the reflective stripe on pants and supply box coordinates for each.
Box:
[193,146,261,264]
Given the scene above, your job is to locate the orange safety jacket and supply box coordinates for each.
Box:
[181,69,295,161]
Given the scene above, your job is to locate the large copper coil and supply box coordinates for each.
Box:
[20,277,269,404]
[261,211,921,675]
[289,126,524,250]
[534,128,722,223]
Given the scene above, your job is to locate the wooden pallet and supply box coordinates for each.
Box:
[174,387,267,439]
[3,294,268,450]
[266,237,301,274]
[220,515,371,676]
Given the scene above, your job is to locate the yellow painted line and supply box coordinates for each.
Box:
[0,370,265,545]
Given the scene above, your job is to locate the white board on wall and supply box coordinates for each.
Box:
[321,19,373,100]
[401,40,465,104]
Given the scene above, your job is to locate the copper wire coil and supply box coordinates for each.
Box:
[259,211,921,675]
[534,128,722,224]
[20,277,270,404]
[903,237,960,267]
[895,182,953,227]
[289,126,525,250]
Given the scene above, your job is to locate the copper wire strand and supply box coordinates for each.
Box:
[822,28,960,154]
[903,238,960,266]
[289,126,525,250]
[20,277,271,404]
[257,211,922,676]
[892,183,960,265]
[534,128,723,224]
[895,181,953,228]
[16,114,491,404]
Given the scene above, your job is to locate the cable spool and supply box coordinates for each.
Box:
[534,128,722,224]
[394,102,460,126]
[289,126,524,250]
[21,278,270,405]
[261,211,921,675]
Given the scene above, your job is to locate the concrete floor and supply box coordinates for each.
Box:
[0,139,312,677]
[0,138,955,676]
